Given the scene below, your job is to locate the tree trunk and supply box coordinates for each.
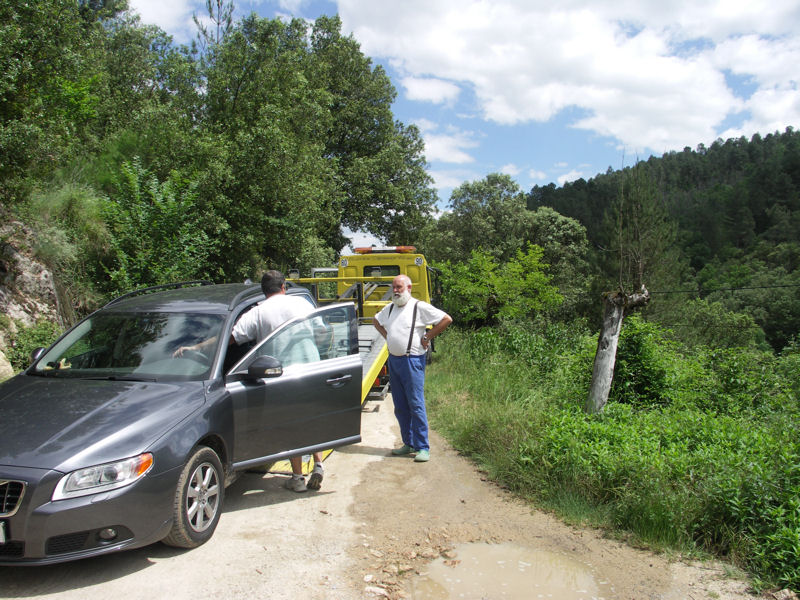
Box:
[585,287,650,414]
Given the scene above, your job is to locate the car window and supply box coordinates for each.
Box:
[243,304,357,369]
[32,312,226,381]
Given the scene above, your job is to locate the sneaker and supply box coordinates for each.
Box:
[391,444,415,456]
[307,465,324,490]
[284,476,307,492]
[414,449,430,462]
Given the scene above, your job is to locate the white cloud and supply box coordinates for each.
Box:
[428,169,476,191]
[128,0,197,40]
[402,77,461,104]
[337,0,800,154]
[710,34,800,136]
[724,86,800,140]
[500,163,520,176]
[529,169,548,181]
[557,169,585,186]
[342,227,383,254]
[275,0,308,11]
[414,121,478,164]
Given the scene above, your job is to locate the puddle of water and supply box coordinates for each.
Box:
[407,542,615,600]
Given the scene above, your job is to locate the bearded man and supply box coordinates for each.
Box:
[372,274,452,462]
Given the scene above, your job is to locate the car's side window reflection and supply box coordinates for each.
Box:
[249,306,354,368]
[253,319,320,367]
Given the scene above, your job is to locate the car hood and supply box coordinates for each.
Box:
[0,375,206,472]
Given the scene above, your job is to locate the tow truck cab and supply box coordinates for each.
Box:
[294,246,439,319]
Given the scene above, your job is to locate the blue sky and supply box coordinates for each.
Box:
[129,0,800,245]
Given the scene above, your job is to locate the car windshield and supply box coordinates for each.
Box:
[31,311,226,381]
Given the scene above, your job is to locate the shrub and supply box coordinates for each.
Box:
[435,245,562,327]
[6,319,62,372]
[102,159,215,296]
[667,298,766,350]
[609,314,672,408]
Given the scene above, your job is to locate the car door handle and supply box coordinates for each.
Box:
[326,374,352,387]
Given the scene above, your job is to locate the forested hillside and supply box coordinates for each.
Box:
[527,130,800,351]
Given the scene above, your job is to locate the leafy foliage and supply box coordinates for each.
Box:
[609,315,671,408]
[422,173,531,264]
[436,244,562,326]
[6,320,63,371]
[2,5,434,313]
[422,175,591,320]
[660,298,766,350]
[604,162,681,294]
[101,160,215,296]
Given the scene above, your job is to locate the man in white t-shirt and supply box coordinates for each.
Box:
[231,276,313,346]
[373,274,452,462]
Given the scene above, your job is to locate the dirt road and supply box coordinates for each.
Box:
[2,396,757,600]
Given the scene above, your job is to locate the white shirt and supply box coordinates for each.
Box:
[375,299,447,357]
[231,293,314,345]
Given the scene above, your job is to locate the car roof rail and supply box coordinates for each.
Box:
[228,284,262,310]
[103,280,215,308]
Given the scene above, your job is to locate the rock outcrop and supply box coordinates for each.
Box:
[1,219,61,374]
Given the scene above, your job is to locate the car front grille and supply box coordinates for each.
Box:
[0,480,25,517]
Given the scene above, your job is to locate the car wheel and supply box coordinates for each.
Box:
[162,446,224,548]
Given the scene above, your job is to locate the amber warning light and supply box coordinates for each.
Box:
[353,246,416,254]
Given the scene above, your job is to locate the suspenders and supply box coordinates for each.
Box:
[387,300,419,355]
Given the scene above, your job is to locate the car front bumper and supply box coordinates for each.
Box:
[0,464,178,565]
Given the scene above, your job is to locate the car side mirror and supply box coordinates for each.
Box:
[30,347,46,364]
[247,355,283,379]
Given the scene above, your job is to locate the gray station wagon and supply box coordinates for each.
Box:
[0,282,362,565]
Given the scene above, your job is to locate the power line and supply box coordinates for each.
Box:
[650,283,800,295]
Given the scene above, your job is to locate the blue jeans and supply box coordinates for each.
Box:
[387,353,429,451]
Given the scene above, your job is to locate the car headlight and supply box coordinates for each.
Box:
[53,453,154,500]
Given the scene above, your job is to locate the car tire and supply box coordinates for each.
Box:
[162,446,224,548]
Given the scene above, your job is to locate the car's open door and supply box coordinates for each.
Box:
[226,303,362,469]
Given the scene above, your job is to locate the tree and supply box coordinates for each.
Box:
[526,206,592,318]
[436,245,562,327]
[194,0,234,51]
[191,14,436,276]
[0,0,118,201]
[587,164,664,413]
[0,2,423,316]
[586,287,650,414]
[308,16,435,247]
[422,173,532,264]
[195,15,339,277]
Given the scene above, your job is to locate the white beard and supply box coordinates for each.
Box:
[392,290,412,307]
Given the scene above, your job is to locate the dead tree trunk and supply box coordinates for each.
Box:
[585,286,650,414]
